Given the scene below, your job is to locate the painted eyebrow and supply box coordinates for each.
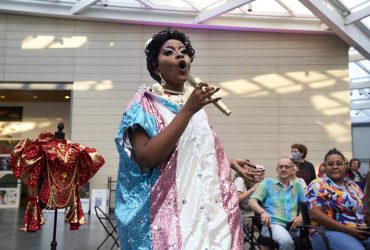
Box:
[162,44,186,50]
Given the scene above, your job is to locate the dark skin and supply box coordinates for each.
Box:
[309,154,370,240]
[129,82,219,170]
[131,39,247,172]
[129,39,261,180]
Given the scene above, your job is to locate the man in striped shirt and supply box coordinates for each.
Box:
[249,157,305,250]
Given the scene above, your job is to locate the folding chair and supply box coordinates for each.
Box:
[296,202,330,250]
[244,214,278,250]
[95,206,120,250]
[243,219,262,250]
[245,200,279,250]
[245,201,329,250]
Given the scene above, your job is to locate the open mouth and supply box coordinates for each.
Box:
[178,60,186,70]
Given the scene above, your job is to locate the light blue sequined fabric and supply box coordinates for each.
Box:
[115,100,159,249]
[114,86,184,249]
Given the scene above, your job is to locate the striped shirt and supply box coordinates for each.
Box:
[251,177,305,227]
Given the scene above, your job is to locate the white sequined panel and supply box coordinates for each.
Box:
[161,108,232,250]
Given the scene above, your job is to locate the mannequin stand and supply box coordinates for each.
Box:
[51,122,65,250]
[50,210,57,250]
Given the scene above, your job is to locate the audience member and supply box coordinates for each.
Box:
[347,158,365,190]
[305,148,370,250]
[290,162,307,189]
[249,157,305,250]
[317,162,325,178]
[234,164,265,227]
[364,167,370,226]
[291,143,316,185]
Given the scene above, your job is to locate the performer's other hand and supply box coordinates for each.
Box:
[229,159,262,181]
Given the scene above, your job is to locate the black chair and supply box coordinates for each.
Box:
[95,206,120,250]
[296,202,330,250]
[244,199,279,250]
[243,217,262,250]
[244,214,278,250]
[245,199,330,250]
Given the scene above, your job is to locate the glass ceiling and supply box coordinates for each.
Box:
[331,0,370,124]
[0,0,370,123]
[50,0,316,16]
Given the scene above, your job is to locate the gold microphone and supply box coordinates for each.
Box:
[188,73,232,116]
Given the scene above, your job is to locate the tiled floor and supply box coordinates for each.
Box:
[0,208,119,250]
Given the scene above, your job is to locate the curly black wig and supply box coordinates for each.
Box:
[145,28,195,83]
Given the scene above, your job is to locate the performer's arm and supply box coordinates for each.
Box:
[130,84,220,170]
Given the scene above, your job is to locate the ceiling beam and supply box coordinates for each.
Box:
[351,101,370,110]
[361,109,370,116]
[194,0,255,23]
[349,50,366,62]
[346,6,370,25]
[136,0,154,9]
[70,0,100,15]
[299,0,370,60]
[358,89,370,99]
[350,77,370,90]
[183,0,202,12]
[355,61,370,75]
[275,0,294,16]
[0,0,327,34]
[351,116,370,124]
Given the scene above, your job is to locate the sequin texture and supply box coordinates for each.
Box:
[115,86,243,249]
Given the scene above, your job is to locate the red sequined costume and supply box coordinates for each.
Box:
[9,131,105,232]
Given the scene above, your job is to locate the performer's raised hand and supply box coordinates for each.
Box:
[182,82,221,116]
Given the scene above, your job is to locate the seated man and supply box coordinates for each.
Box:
[249,157,305,250]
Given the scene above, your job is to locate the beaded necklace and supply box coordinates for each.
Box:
[151,83,190,105]
[163,88,185,95]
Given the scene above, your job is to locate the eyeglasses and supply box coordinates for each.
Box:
[326,161,344,167]
[278,165,292,169]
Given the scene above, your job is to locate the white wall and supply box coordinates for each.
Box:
[0,13,351,188]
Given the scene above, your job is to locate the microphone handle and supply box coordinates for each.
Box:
[214,99,232,116]
[188,75,231,116]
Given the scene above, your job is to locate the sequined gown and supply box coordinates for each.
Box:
[9,131,105,232]
[115,86,243,250]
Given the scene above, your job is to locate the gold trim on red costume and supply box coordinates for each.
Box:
[9,131,105,232]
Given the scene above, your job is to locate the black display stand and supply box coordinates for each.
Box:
[51,122,65,250]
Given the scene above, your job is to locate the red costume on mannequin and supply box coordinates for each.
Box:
[9,131,105,232]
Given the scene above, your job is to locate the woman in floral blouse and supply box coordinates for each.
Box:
[305,148,370,250]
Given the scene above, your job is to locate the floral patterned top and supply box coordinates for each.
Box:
[305,175,366,228]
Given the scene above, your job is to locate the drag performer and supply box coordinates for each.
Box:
[9,131,104,232]
[115,29,254,249]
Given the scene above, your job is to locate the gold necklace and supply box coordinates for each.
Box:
[47,184,75,208]
[47,162,76,190]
